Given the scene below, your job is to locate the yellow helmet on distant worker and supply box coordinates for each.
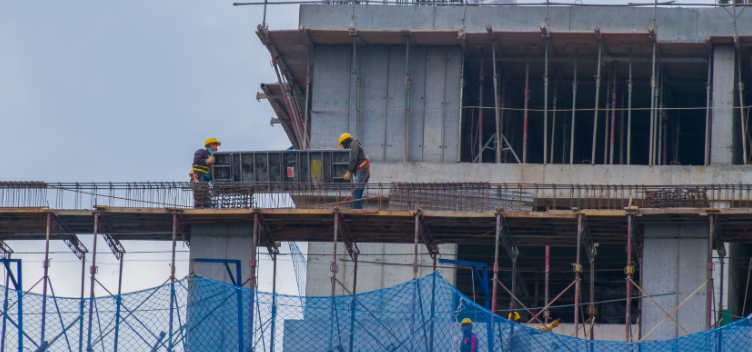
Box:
[205,138,221,147]
[461,318,472,325]
[508,312,521,321]
[338,133,353,147]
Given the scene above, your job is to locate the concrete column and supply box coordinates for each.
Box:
[711,44,737,165]
[641,223,709,340]
[189,223,254,286]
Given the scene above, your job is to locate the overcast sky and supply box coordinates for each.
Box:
[1,1,301,297]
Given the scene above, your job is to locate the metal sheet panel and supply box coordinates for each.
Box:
[212,150,350,183]
[408,47,427,162]
[385,45,407,162]
[422,46,448,162]
[359,45,390,162]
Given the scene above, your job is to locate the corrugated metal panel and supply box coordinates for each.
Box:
[211,150,351,183]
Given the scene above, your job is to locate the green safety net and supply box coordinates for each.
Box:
[0,272,749,351]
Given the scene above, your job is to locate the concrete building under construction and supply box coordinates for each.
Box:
[3,0,752,348]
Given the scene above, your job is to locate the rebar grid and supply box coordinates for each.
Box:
[3,181,752,211]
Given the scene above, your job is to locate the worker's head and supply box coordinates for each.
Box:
[205,138,221,152]
[339,133,353,148]
[461,318,473,335]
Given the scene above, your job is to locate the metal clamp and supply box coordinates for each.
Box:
[625,265,635,275]
[588,305,597,316]
[572,263,582,273]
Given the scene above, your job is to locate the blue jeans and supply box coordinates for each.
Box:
[351,169,369,209]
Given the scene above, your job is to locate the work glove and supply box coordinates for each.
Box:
[206,155,216,166]
[343,171,352,181]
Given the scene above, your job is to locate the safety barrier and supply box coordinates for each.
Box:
[0,272,749,351]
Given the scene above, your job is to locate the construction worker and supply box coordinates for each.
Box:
[459,318,478,352]
[339,133,369,209]
[190,138,220,208]
[191,138,220,182]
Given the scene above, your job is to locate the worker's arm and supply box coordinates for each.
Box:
[471,335,477,352]
[347,142,360,173]
[194,149,214,166]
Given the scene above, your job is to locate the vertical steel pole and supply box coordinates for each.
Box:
[705,48,713,166]
[610,62,617,164]
[544,246,550,324]
[657,78,664,165]
[349,252,358,352]
[626,214,634,341]
[87,213,99,350]
[551,78,558,164]
[114,253,123,352]
[707,214,714,330]
[589,252,595,340]
[79,252,85,351]
[492,211,501,313]
[604,69,612,165]
[41,213,52,346]
[628,49,633,165]
[458,52,465,163]
[591,45,602,165]
[332,212,339,296]
[270,252,277,352]
[304,45,312,149]
[574,214,582,338]
[570,51,579,164]
[544,40,549,165]
[493,42,501,164]
[620,90,625,164]
[404,39,411,162]
[412,212,420,352]
[250,212,259,347]
[737,49,748,165]
[649,42,657,166]
[523,51,530,164]
[479,52,485,163]
[169,212,177,351]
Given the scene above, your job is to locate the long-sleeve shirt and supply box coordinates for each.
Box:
[347,139,369,173]
[460,334,477,352]
[193,149,210,167]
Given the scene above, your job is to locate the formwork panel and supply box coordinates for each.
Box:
[359,45,390,161]
[442,47,462,163]
[212,150,350,183]
[409,46,428,162]
[423,46,449,162]
[311,45,351,149]
[385,45,407,162]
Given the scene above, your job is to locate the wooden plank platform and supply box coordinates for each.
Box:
[1,206,750,245]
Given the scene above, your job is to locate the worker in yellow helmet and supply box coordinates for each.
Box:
[191,138,221,182]
[339,133,370,209]
[459,318,477,352]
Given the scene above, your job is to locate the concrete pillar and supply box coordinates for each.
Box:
[189,223,254,286]
[641,223,709,340]
[711,44,738,165]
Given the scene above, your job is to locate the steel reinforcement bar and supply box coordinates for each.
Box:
[2,181,751,211]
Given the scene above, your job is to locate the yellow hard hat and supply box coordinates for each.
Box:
[508,312,521,321]
[205,138,221,147]
[461,318,472,325]
[338,133,353,147]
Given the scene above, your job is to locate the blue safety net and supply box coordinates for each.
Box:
[0,272,749,351]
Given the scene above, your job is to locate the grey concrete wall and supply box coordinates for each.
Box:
[306,242,457,296]
[711,44,738,165]
[310,44,461,162]
[189,223,253,286]
[536,323,638,342]
[642,223,709,340]
[367,162,752,184]
[300,5,752,41]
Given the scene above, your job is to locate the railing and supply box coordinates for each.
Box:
[2,181,752,211]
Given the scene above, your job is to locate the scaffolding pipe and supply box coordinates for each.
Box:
[523,50,530,164]
[550,78,558,164]
[168,212,177,351]
[657,74,664,165]
[501,81,507,163]
[649,42,657,166]
[590,249,596,340]
[479,52,485,163]
[591,45,602,165]
[544,245,550,324]
[458,52,465,163]
[628,49,633,165]
[574,213,583,338]
[705,48,713,166]
[304,45,312,149]
[626,214,634,341]
[114,253,123,352]
[493,42,501,164]
[604,70,612,165]
[610,62,617,164]
[250,211,259,347]
[331,212,340,296]
[737,49,748,165]
[79,252,85,351]
[492,212,501,313]
[413,212,420,280]
[87,213,99,350]
[544,40,549,165]
[707,214,714,330]
[620,90,625,164]
[570,51,579,164]
[270,250,278,352]
[404,39,411,162]
[41,213,51,346]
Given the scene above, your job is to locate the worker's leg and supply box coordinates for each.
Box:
[351,169,368,209]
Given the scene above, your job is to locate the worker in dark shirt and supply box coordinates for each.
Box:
[339,133,369,209]
[191,138,220,182]
[459,318,478,352]
[191,138,220,208]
